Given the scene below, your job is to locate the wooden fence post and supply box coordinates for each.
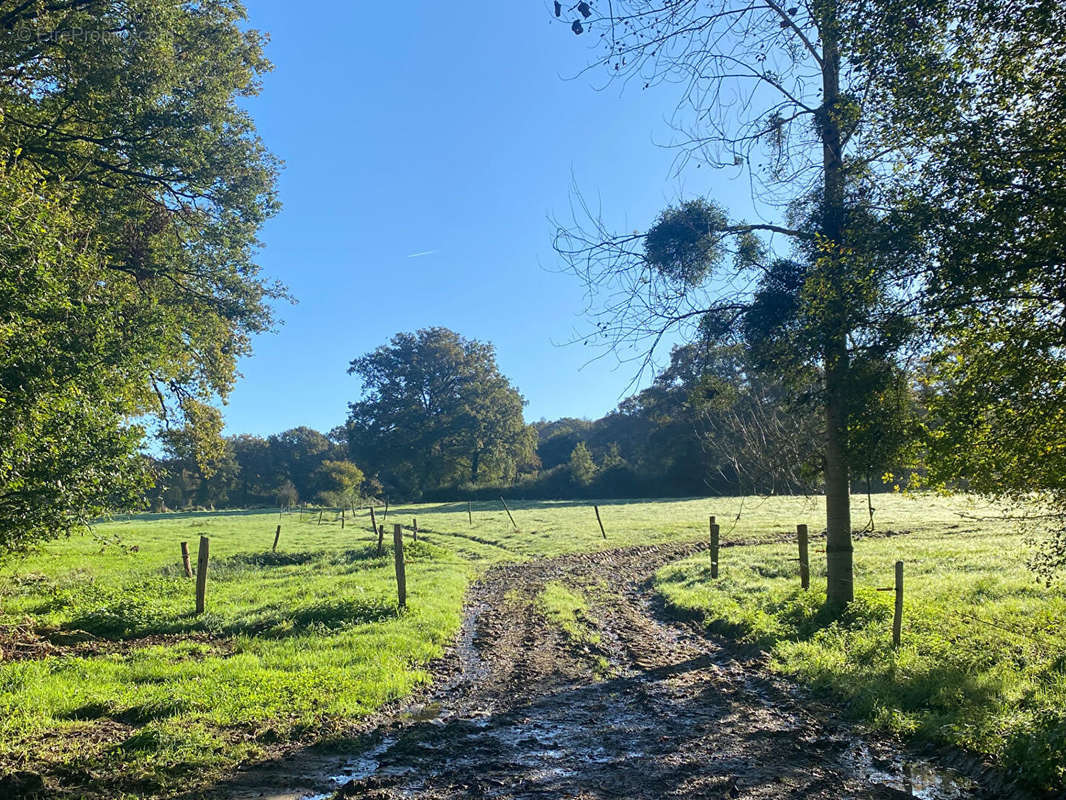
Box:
[377,524,385,556]
[893,561,904,648]
[369,506,379,540]
[273,525,281,553]
[710,520,720,579]
[180,542,193,578]
[318,510,323,526]
[195,536,210,615]
[393,524,407,609]
[798,524,810,590]
[500,496,518,530]
[594,505,607,540]
[468,500,473,526]
[412,517,418,542]
[341,509,345,529]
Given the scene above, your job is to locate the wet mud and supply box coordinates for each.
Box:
[229,542,1007,800]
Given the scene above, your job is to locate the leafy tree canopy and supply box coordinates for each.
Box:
[0,0,282,555]
[346,328,536,497]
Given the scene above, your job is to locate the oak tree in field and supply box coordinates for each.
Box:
[546,0,1034,604]
[346,328,537,497]
[0,1,282,554]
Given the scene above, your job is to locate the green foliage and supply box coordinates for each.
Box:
[920,302,1066,581]
[0,0,282,554]
[346,328,537,496]
[922,305,1066,505]
[644,199,729,286]
[312,460,366,507]
[527,344,826,499]
[904,2,1066,578]
[567,442,597,487]
[0,174,152,553]
[265,427,341,502]
[148,427,359,510]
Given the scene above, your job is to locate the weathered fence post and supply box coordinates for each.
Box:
[710,520,720,580]
[412,517,418,542]
[893,561,904,648]
[500,496,518,530]
[594,505,607,540]
[393,524,407,609]
[798,524,810,590]
[369,506,379,539]
[180,541,193,578]
[378,524,385,556]
[468,500,473,526]
[273,524,281,553]
[341,508,345,529]
[195,536,210,615]
[318,510,323,526]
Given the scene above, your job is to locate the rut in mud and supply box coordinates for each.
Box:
[233,542,1002,800]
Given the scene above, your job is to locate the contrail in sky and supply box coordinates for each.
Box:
[406,249,438,259]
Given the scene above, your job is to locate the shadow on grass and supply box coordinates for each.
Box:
[103,508,281,523]
[60,698,191,726]
[65,592,400,642]
[421,496,711,517]
[155,550,318,581]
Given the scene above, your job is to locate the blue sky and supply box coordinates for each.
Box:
[224,1,757,436]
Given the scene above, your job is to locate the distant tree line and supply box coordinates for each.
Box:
[145,327,916,510]
[147,426,370,511]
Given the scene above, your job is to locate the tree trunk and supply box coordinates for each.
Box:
[824,357,853,605]
[820,3,854,606]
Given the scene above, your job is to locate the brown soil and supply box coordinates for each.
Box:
[222,541,1005,800]
[0,622,229,663]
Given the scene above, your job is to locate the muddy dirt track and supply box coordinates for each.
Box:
[229,542,1004,800]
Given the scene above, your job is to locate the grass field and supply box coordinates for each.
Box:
[0,494,1063,796]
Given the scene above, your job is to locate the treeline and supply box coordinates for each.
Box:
[148,330,910,509]
[148,427,370,511]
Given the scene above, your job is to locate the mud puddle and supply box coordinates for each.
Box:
[232,542,1006,800]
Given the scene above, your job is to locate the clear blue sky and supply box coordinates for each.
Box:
[224,1,756,437]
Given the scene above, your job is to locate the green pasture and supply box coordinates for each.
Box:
[0,493,1060,796]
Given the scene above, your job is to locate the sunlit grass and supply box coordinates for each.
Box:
[654,526,1066,793]
[535,581,600,646]
[0,511,469,796]
[0,493,1053,795]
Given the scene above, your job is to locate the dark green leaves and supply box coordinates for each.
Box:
[346,329,536,497]
[643,199,729,287]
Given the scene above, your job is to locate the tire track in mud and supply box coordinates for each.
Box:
[234,541,1009,800]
